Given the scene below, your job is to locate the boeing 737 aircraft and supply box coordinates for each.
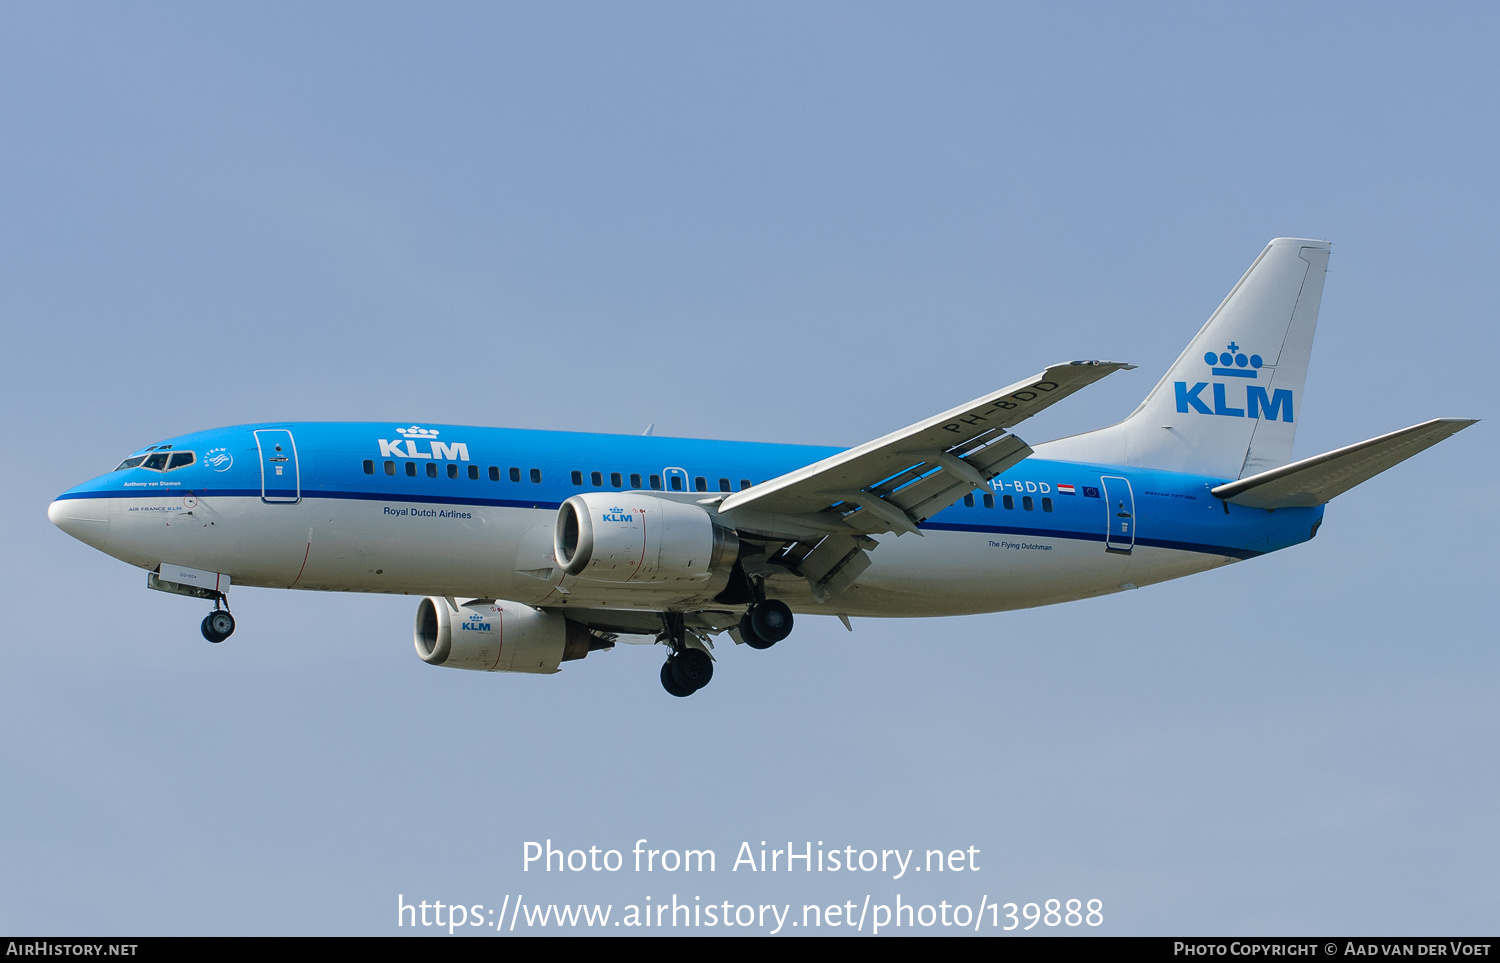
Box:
[49,239,1475,696]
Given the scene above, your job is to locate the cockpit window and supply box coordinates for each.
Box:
[113,450,197,472]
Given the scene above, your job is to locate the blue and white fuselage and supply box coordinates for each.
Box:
[49,423,1320,616]
[46,239,1475,694]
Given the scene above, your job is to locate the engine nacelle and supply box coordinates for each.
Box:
[554,492,739,585]
[413,597,599,673]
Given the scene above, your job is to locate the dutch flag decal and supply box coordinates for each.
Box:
[1057,484,1076,495]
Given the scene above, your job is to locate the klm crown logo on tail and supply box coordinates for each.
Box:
[1032,238,1327,478]
[1174,342,1293,423]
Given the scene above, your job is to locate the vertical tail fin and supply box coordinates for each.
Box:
[1040,238,1330,478]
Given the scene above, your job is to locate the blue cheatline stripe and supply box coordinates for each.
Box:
[58,488,1262,560]
[309,489,568,510]
[54,487,564,511]
[919,521,1262,560]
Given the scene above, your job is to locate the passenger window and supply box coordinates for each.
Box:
[406,462,417,477]
[963,494,974,507]
[489,466,500,481]
[611,472,622,488]
[719,478,731,492]
[1042,497,1053,512]
[385,461,396,476]
[363,459,374,475]
[670,475,684,491]
[509,467,521,482]
[591,471,603,487]
[983,494,994,509]
[571,470,583,485]
[447,463,458,479]
[694,476,707,492]
[167,452,195,470]
[468,465,479,480]
[740,479,751,490]
[1023,495,1034,511]
[630,473,642,488]
[1003,495,1014,510]
[649,474,662,490]
[530,468,541,483]
[426,463,438,478]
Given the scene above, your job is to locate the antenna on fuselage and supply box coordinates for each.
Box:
[643,423,655,436]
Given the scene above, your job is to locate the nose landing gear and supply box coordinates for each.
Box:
[201,599,235,643]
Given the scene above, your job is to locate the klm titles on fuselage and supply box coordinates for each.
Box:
[377,425,470,461]
[1174,343,1294,422]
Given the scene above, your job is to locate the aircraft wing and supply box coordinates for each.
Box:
[719,361,1133,537]
[1212,418,1477,509]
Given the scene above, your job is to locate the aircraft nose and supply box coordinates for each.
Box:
[49,496,112,551]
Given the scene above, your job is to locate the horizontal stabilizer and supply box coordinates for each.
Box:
[1212,418,1477,509]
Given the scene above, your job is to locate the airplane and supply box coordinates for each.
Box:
[48,238,1475,697]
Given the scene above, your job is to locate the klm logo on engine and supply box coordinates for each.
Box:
[601,506,634,523]
[1175,342,1293,423]
[377,425,470,461]
[460,615,492,633]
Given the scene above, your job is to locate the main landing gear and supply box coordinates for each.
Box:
[661,650,713,697]
[656,601,796,697]
[658,612,714,698]
[200,597,235,643]
[739,599,793,650]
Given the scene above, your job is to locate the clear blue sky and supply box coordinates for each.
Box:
[2,2,1495,935]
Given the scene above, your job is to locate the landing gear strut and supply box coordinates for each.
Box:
[739,599,793,649]
[201,596,235,643]
[658,613,714,697]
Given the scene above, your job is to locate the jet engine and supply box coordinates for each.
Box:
[413,597,603,673]
[554,493,739,586]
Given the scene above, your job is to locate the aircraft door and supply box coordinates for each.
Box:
[255,429,301,504]
[662,467,689,492]
[1100,475,1134,554]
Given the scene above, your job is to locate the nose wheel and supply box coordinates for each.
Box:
[201,607,235,643]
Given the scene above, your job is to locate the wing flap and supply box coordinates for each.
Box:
[1212,418,1477,509]
[718,360,1132,599]
[877,434,1032,527]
